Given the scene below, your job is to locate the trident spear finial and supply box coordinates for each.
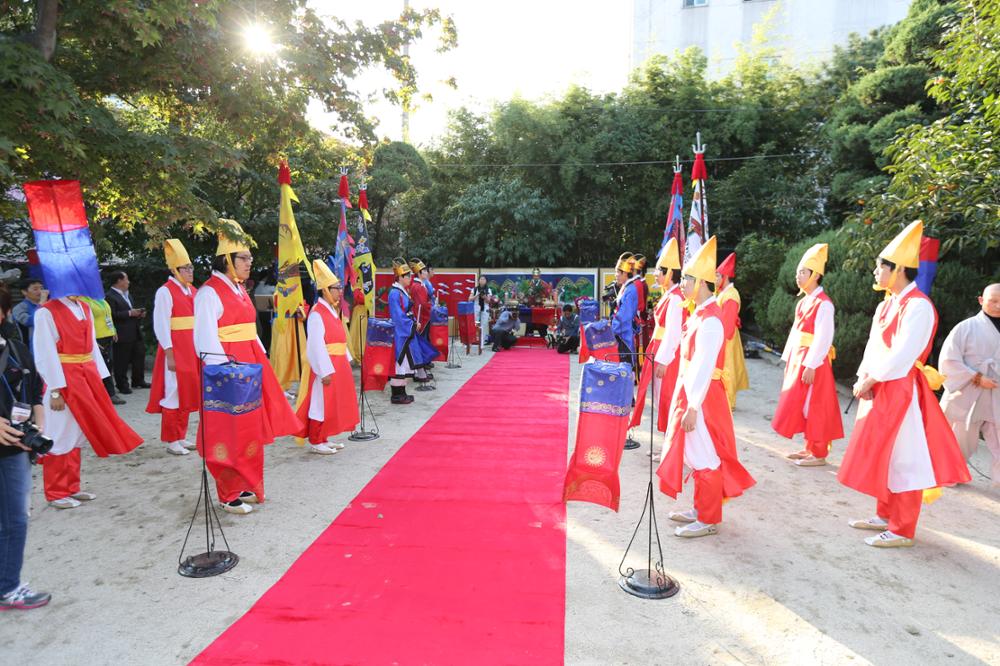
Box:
[692,131,706,155]
[673,155,682,174]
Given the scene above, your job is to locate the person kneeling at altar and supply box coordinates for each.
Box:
[554,304,580,354]
[490,307,519,351]
[294,261,360,455]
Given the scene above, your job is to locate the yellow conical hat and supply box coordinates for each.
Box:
[615,252,635,273]
[683,236,717,284]
[879,220,922,269]
[656,238,681,271]
[798,243,829,275]
[216,219,251,256]
[163,239,191,270]
[312,259,340,291]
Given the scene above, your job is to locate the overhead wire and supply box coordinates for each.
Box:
[428,153,802,168]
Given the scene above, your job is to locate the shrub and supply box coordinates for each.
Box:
[734,232,788,332]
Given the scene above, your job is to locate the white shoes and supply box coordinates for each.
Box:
[865,530,915,548]
[72,491,96,501]
[167,441,190,456]
[180,439,197,450]
[668,508,698,523]
[220,500,253,515]
[326,440,346,450]
[849,516,889,531]
[675,521,719,538]
[50,497,82,509]
[309,443,337,455]
[794,455,827,467]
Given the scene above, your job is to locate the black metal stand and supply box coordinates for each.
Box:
[615,350,680,599]
[446,320,462,369]
[178,352,239,578]
[349,313,380,441]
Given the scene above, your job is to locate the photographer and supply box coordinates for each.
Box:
[490,307,520,351]
[0,285,51,610]
[554,304,580,354]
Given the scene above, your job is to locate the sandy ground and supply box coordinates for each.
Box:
[565,354,1000,666]
[2,346,998,665]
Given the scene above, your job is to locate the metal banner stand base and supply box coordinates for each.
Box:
[446,330,462,369]
[179,549,239,578]
[624,431,641,450]
[349,317,380,442]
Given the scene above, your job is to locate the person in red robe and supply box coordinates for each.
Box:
[656,236,755,538]
[838,220,970,547]
[193,220,303,515]
[294,261,360,454]
[772,243,844,466]
[631,254,649,357]
[146,239,200,456]
[407,258,434,379]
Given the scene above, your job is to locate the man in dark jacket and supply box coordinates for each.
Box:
[106,271,149,394]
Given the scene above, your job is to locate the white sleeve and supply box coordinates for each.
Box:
[193,287,227,365]
[684,317,724,410]
[856,305,884,378]
[153,286,173,350]
[306,311,335,378]
[654,295,682,367]
[32,308,66,390]
[803,300,834,369]
[867,298,935,382]
[939,322,977,391]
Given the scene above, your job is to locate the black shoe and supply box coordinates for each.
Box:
[118,386,133,395]
[133,382,152,389]
[110,395,126,405]
[391,393,414,404]
[491,345,499,352]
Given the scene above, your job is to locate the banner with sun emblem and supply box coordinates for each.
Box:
[198,362,268,502]
[563,360,634,511]
[362,317,394,391]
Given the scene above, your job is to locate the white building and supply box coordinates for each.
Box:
[632,0,912,76]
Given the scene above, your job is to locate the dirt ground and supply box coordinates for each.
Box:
[2,347,998,665]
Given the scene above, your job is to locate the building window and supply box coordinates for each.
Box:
[683,0,707,7]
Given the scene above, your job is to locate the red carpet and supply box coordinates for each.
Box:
[192,348,570,665]
[514,335,549,348]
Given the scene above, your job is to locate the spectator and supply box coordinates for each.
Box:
[11,278,45,345]
[106,271,149,394]
[555,304,580,354]
[0,284,51,610]
[490,307,520,351]
[79,296,126,405]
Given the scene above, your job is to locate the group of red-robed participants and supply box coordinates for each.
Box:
[573,219,969,548]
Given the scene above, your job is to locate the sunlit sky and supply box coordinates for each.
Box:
[306,1,633,147]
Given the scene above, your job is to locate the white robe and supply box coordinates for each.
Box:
[938,311,1000,480]
[33,298,111,454]
[152,277,193,409]
[855,283,936,493]
[663,297,724,472]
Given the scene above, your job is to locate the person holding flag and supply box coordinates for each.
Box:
[294,260,359,454]
[838,220,970,547]
[25,180,143,509]
[716,252,749,408]
[773,244,844,467]
[269,160,312,389]
[193,220,303,514]
[656,236,755,538]
[146,239,200,457]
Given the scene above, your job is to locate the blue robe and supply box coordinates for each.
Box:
[388,283,438,368]
[612,280,638,354]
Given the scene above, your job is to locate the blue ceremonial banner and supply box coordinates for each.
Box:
[430,305,449,324]
[366,317,395,347]
[578,298,599,324]
[33,227,104,300]
[580,361,634,417]
[456,301,475,316]
[202,363,263,415]
[583,319,616,350]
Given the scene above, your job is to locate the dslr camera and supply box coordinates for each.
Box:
[15,420,53,464]
[601,281,618,303]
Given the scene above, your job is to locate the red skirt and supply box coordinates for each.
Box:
[656,378,755,500]
[838,367,970,501]
[146,331,201,414]
[63,362,142,457]
[578,325,590,363]
[629,338,661,429]
[771,352,844,443]
[295,354,360,440]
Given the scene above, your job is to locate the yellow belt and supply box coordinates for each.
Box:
[652,327,665,341]
[797,332,836,361]
[217,323,257,342]
[680,361,723,381]
[712,368,723,381]
[326,342,347,356]
[58,353,93,364]
[170,316,194,331]
[915,360,945,391]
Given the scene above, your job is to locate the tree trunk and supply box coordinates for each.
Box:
[30,0,59,61]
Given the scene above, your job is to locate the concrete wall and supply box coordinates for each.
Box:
[632,0,912,76]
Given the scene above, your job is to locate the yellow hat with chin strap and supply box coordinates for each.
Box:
[615,252,635,273]
[656,238,681,271]
[216,218,252,256]
[683,236,717,284]
[409,258,426,274]
[879,220,923,269]
[798,243,829,275]
[633,254,647,272]
[392,257,411,279]
[164,239,191,270]
[313,259,341,291]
